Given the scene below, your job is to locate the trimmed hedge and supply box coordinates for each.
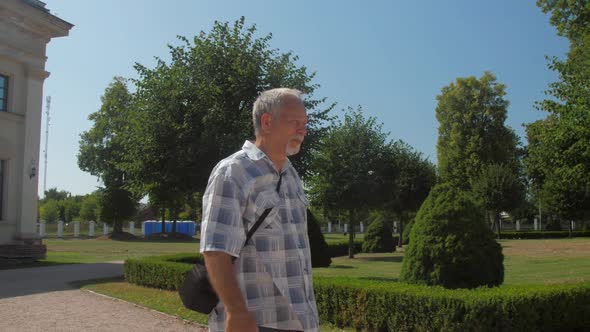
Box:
[500,231,590,239]
[314,277,590,332]
[124,254,590,332]
[124,253,200,290]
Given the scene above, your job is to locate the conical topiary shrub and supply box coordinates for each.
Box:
[400,182,504,289]
[362,213,395,253]
[401,216,415,245]
[307,209,332,267]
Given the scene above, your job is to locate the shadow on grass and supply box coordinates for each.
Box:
[329,265,356,269]
[0,260,83,271]
[358,256,403,263]
[358,277,399,282]
[69,276,125,289]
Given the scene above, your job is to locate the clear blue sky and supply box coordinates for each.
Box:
[41,0,569,197]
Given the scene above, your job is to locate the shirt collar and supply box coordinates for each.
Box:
[242,140,292,173]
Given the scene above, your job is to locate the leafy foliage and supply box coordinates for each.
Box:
[526,1,590,222]
[362,213,395,253]
[436,72,520,188]
[400,183,504,288]
[309,107,390,257]
[472,163,525,236]
[307,209,332,267]
[121,17,332,205]
[78,77,139,233]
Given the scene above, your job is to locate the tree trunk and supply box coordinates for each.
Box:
[569,220,573,238]
[172,206,178,234]
[398,211,405,248]
[113,218,123,234]
[495,210,501,239]
[348,209,355,259]
[161,206,166,234]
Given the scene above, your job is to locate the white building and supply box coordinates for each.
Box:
[0,0,72,259]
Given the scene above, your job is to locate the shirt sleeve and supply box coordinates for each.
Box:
[199,171,247,257]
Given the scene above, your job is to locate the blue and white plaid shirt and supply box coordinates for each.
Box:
[200,140,319,332]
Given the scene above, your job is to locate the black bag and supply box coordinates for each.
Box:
[178,175,282,314]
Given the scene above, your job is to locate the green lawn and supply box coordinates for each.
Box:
[42,238,200,263]
[8,237,589,286]
[313,250,590,285]
[323,233,366,243]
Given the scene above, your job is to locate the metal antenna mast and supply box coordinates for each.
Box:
[43,96,51,194]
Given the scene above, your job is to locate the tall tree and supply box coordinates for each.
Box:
[472,163,525,238]
[78,77,139,234]
[43,188,69,202]
[436,72,519,188]
[309,107,389,258]
[120,17,333,233]
[79,194,98,222]
[384,141,437,247]
[525,1,590,224]
[39,199,60,223]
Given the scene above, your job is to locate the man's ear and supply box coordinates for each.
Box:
[261,113,273,132]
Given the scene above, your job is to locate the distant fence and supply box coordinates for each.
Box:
[36,220,198,238]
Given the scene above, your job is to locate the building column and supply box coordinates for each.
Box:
[16,70,48,239]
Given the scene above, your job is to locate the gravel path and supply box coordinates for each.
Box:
[0,289,206,332]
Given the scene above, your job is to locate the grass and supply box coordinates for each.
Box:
[79,277,353,332]
[10,236,590,285]
[313,238,590,285]
[43,238,200,263]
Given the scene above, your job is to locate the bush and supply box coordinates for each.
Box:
[125,255,590,332]
[362,214,395,253]
[544,219,563,231]
[401,183,504,289]
[124,253,200,290]
[307,209,332,267]
[326,240,363,257]
[314,277,590,332]
[401,216,415,245]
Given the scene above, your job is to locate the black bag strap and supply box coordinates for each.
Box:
[245,173,282,242]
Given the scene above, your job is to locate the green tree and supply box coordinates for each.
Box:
[436,72,519,188]
[120,17,332,234]
[96,185,138,233]
[78,77,139,234]
[43,188,69,202]
[384,141,437,247]
[40,199,60,223]
[472,163,525,238]
[63,197,82,223]
[400,183,504,289]
[79,194,98,221]
[309,107,389,258]
[525,1,590,226]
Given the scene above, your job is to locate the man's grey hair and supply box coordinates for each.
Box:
[253,88,303,135]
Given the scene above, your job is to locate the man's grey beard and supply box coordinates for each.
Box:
[286,136,304,156]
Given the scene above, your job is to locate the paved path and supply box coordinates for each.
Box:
[0,261,124,298]
[0,262,207,331]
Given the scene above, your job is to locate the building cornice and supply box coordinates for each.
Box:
[0,0,74,41]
